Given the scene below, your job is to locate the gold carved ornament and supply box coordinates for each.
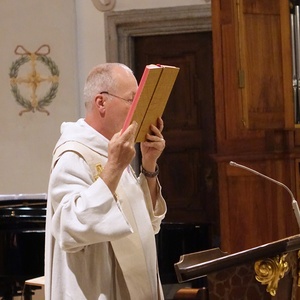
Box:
[9,45,59,116]
[254,254,289,296]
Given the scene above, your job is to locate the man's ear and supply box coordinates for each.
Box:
[95,94,106,112]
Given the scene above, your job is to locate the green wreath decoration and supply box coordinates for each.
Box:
[9,53,59,115]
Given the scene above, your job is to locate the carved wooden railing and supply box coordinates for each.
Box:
[175,235,300,299]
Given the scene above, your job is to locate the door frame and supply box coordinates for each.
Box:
[104,4,211,172]
[104,4,211,68]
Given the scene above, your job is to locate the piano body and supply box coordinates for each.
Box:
[0,194,47,300]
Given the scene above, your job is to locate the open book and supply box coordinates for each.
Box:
[122,64,180,142]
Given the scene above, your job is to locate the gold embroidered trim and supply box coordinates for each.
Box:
[94,163,104,181]
[94,162,118,200]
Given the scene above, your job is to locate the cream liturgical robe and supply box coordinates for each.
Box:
[45,119,167,300]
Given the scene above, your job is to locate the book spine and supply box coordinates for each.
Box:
[131,68,163,139]
[121,66,151,134]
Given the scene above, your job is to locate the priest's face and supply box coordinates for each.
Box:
[102,66,137,139]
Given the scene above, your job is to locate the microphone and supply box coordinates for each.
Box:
[229,161,300,231]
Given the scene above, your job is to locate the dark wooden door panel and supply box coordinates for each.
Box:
[134,32,217,225]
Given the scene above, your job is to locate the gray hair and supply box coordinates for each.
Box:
[83,63,133,109]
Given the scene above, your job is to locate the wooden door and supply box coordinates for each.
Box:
[212,0,299,253]
[212,0,293,156]
[133,32,218,227]
[236,0,293,129]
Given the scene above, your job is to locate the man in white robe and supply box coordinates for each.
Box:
[45,63,167,299]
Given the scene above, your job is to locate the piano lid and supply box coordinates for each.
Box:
[0,193,47,201]
[0,193,47,209]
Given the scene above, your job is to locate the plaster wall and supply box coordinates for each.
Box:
[0,0,210,194]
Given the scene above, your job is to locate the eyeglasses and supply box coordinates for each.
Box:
[100,91,133,104]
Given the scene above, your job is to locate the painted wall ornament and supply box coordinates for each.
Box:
[91,0,115,11]
[9,45,59,116]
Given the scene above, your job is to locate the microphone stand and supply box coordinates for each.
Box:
[229,161,300,231]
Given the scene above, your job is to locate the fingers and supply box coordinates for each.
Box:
[144,131,165,153]
[157,117,164,132]
[140,118,165,163]
[149,127,163,141]
[117,121,137,144]
[148,118,164,138]
[142,117,165,145]
[109,121,137,158]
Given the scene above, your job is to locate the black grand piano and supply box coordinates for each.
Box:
[0,193,47,300]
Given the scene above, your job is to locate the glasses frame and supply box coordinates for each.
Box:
[99,91,133,104]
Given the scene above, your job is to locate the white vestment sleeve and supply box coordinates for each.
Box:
[49,152,133,253]
[139,174,167,234]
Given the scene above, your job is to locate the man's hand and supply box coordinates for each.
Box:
[100,122,138,196]
[108,121,137,170]
[140,118,165,173]
[140,118,165,209]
